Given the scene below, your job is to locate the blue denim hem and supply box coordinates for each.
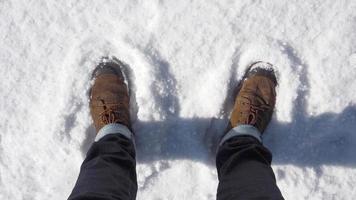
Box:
[95,123,134,144]
[219,125,262,145]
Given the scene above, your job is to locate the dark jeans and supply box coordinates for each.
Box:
[68,134,284,200]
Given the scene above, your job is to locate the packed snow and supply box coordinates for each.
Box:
[1,0,356,199]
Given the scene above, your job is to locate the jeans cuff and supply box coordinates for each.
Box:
[219,125,262,145]
[95,123,134,143]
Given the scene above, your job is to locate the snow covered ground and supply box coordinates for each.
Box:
[1,0,356,199]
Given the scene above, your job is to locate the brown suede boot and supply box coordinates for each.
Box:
[89,59,131,133]
[229,62,277,133]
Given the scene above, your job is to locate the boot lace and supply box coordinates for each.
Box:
[99,99,124,125]
[242,96,270,125]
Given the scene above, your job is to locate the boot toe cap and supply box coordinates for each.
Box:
[247,61,277,85]
[93,60,124,79]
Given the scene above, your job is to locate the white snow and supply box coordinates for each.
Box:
[1,0,356,199]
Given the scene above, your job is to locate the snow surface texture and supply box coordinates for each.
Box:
[1,0,356,199]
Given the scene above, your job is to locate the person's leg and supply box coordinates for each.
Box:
[216,62,284,200]
[216,134,283,200]
[68,58,137,200]
[68,131,137,200]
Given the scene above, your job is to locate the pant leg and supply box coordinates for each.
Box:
[68,134,137,200]
[216,136,284,200]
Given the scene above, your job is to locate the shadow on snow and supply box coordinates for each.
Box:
[80,49,356,168]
